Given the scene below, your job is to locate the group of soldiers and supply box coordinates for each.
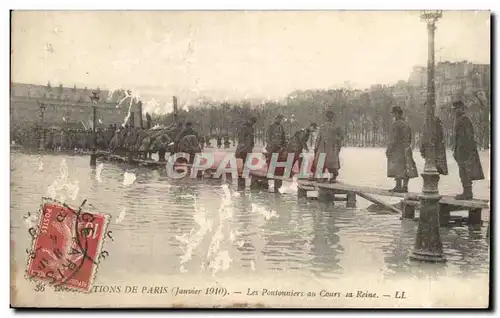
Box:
[235,113,322,191]
[11,126,115,151]
[234,100,485,200]
[385,101,484,200]
[11,121,206,163]
[107,121,204,162]
[11,119,234,163]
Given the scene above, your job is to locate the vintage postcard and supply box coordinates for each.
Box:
[10,10,491,308]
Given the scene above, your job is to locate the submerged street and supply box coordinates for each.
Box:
[10,147,490,285]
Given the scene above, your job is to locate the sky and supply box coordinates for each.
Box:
[11,10,490,112]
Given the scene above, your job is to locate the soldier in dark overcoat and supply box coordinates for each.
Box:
[451,101,485,200]
[146,112,152,129]
[386,106,418,192]
[174,122,199,152]
[264,114,287,191]
[312,111,343,182]
[265,114,286,162]
[150,133,171,162]
[139,130,153,160]
[286,123,317,174]
[420,115,448,176]
[177,135,202,164]
[235,117,257,164]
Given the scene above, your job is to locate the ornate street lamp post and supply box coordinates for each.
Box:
[89,90,100,166]
[138,101,144,128]
[173,96,179,124]
[38,101,46,150]
[409,10,445,263]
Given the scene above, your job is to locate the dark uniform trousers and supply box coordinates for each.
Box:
[458,163,472,188]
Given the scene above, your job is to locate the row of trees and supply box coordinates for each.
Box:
[152,86,490,150]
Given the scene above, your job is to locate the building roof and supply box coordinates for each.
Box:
[10,82,134,104]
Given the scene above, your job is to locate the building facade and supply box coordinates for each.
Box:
[406,61,490,109]
[10,82,142,129]
[397,61,490,148]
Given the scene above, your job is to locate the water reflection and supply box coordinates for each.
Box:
[381,219,435,280]
[310,206,343,278]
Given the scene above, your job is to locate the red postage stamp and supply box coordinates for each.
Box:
[26,199,110,292]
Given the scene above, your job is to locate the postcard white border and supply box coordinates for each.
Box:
[3,0,498,316]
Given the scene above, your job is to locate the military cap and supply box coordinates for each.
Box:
[391,106,403,115]
[452,100,466,109]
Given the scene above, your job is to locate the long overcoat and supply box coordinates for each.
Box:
[386,118,418,179]
[265,122,286,154]
[235,122,255,159]
[178,135,202,155]
[453,114,484,181]
[420,117,448,175]
[286,128,311,154]
[313,122,343,172]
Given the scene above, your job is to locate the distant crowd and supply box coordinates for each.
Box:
[12,126,104,152]
[10,123,235,157]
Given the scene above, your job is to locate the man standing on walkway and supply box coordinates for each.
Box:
[265,114,287,191]
[174,122,200,163]
[312,110,343,183]
[420,113,448,176]
[265,114,286,163]
[286,122,317,174]
[452,100,485,200]
[386,106,418,192]
[235,116,257,164]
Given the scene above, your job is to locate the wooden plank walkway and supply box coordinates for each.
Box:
[100,154,169,168]
[295,179,489,225]
[356,192,402,214]
[98,153,490,225]
[296,180,490,209]
[298,180,418,198]
[439,196,489,209]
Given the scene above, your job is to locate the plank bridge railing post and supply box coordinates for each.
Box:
[297,186,308,199]
[318,187,335,202]
[438,203,450,226]
[468,208,482,226]
[346,191,356,208]
[402,201,415,219]
[237,176,246,189]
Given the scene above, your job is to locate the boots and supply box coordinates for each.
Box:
[402,178,409,193]
[329,170,339,183]
[391,179,405,192]
[274,179,283,193]
[455,186,473,200]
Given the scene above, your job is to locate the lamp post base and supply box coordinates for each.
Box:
[410,171,446,263]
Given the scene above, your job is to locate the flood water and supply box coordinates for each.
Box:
[10,147,491,284]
